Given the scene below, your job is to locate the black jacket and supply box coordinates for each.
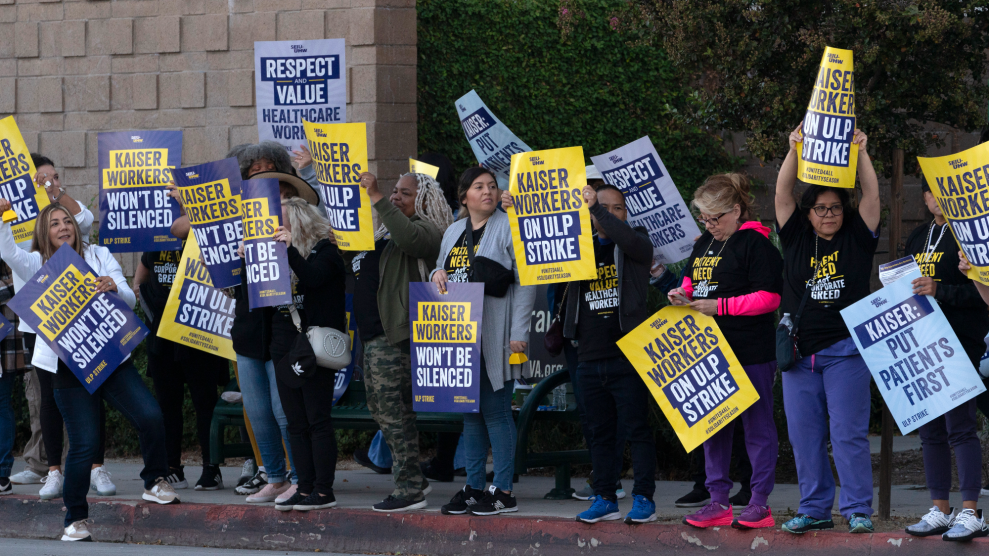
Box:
[563,202,653,339]
[287,238,346,332]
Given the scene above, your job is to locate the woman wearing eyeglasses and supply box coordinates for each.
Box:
[667,174,783,530]
[774,124,881,535]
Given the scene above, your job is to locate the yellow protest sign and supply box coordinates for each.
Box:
[303,121,374,251]
[617,306,759,452]
[157,235,237,360]
[507,146,596,286]
[409,158,440,179]
[918,142,989,284]
[0,116,49,242]
[796,47,858,189]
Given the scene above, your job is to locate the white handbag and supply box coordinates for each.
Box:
[288,304,351,370]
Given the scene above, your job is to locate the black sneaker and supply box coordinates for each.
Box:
[420,460,455,482]
[470,485,518,516]
[195,464,224,491]
[729,489,751,506]
[293,491,337,511]
[164,467,188,490]
[373,494,427,512]
[0,477,11,496]
[275,491,308,511]
[354,447,392,475]
[441,485,483,515]
[675,488,710,508]
[235,469,267,495]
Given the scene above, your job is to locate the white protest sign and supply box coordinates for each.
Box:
[878,256,921,287]
[591,137,701,265]
[454,90,532,188]
[840,269,986,434]
[254,39,347,151]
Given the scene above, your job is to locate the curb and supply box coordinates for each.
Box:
[1,495,986,554]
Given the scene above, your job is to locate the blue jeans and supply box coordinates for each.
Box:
[55,362,168,526]
[237,355,295,484]
[0,371,14,478]
[464,378,516,492]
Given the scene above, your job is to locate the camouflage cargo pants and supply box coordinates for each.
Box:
[363,335,426,500]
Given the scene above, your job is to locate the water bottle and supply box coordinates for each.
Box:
[552,385,567,411]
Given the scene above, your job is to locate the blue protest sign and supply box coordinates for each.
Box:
[98,131,183,253]
[455,90,532,188]
[409,282,482,413]
[173,158,243,289]
[8,244,148,394]
[840,269,986,434]
[0,312,13,344]
[240,178,292,309]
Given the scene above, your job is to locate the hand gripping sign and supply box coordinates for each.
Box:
[240,178,292,309]
[157,235,237,361]
[917,141,989,285]
[840,268,985,434]
[98,131,183,253]
[507,146,596,286]
[172,158,244,289]
[8,244,149,394]
[796,47,859,188]
[0,116,49,242]
[409,282,483,413]
[302,121,374,251]
[617,306,759,452]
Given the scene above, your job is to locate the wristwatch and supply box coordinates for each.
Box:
[54,187,65,202]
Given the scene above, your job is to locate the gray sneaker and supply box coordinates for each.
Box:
[61,520,92,542]
[942,509,989,542]
[906,506,953,537]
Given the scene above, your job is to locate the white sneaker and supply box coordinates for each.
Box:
[39,470,63,500]
[906,506,954,536]
[61,520,92,542]
[274,484,298,505]
[143,478,180,505]
[247,482,291,503]
[942,508,989,541]
[90,466,116,496]
[9,468,44,485]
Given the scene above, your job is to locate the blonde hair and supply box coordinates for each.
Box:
[692,173,752,218]
[32,204,85,261]
[282,196,331,255]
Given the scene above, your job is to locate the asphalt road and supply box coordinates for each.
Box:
[0,538,361,556]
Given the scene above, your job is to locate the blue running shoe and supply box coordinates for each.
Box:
[848,513,874,533]
[576,497,621,523]
[624,495,656,524]
[781,514,834,534]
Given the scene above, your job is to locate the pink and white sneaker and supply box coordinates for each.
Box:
[274,484,298,505]
[732,504,775,529]
[683,502,733,528]
[247,482,291,503]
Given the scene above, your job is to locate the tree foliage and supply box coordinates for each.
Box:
[636,0,989,175]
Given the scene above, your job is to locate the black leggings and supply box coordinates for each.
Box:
[27,334,105,467]
[148,353,223,470]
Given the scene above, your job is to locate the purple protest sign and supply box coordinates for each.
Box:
[240,178,292,309]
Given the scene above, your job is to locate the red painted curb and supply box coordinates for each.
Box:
[1,495,986,554]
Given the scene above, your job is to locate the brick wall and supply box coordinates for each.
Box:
[0,0,417,274]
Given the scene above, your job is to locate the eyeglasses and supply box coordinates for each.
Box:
[697,212,727,226]
[811,204,844,217]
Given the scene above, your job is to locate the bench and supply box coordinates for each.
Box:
[209,369,589,498]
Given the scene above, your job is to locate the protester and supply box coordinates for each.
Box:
[133,246,229,491]
[902,180,988,541]
[267,197,345,512]
[0,200,177,542]
[667,174,782,529]
[435,168,535,516]
[775,125,881,534]
[348,171,449,511]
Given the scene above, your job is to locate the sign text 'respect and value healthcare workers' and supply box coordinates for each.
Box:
[796,47,859,189]
[590,137,701,266]
[157,235,237,361]
[8,244,148,394]
[98,131,183,253]
[302,121,374,251]
[617,306,760,452]
[240,178,292,309]
[172,157,244,289]
[918,141,989,285]
[0,116,48,243]
[409,282,482,413]
[455,90,532,188]
[254,39,346,151]
[507,146,596,286]
[840,269,985,434]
